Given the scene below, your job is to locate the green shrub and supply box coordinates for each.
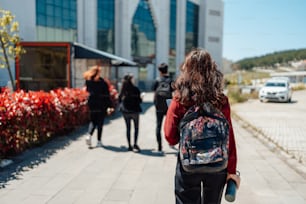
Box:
[292,84,306,91]
[226,86,250,104]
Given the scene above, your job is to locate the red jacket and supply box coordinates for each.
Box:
[164,97,237,174]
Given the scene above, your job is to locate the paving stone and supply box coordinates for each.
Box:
[1,92,306,203]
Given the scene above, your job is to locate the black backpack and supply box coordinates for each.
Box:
[155,78,172,112]
[179,102,230,173]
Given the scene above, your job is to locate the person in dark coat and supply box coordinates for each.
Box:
[152,63,173,152]
[119,74,142,152]
[83,66,113,148]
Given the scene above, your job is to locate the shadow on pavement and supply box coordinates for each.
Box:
[0,102,154,189]
[261,100,298,104]
[141,101,154,113]
[101,145,168,157]
[138,149,166,157]
[99,145,129,152]
[0,125,88,189]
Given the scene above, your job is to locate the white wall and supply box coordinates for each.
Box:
[198,0,224,70]
[151,0,170,70]
[114,0,139,82]
[115,0,139,60]
[77,0,97,48]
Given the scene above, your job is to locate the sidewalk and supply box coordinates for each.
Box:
[0,92,306,203]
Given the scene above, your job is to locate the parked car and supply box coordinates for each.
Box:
[259,78,292,102]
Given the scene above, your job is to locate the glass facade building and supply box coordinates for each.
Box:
[34,0,219,72]
[36,0,77,41]
[1,0,223,90]
[97,0,115,53]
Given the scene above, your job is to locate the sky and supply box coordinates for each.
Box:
[223,0,306,62]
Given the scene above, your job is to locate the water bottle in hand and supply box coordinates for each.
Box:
[225,179,236,202]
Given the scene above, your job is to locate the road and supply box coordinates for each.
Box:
[232,89,306,164]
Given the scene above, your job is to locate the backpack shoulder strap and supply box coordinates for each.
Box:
[200,102,228,122]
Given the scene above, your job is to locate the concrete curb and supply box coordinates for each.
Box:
[232,111,306,179]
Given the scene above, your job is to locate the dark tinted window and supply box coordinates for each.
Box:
[36,0,77,29]
[19,46,68,91]
[131,0,156,65]
[97,0,115,53]
[185,1,199,54]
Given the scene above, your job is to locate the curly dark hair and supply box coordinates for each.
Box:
[173,48,225,108]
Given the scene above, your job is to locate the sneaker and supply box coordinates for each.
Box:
[96,141,103,147]
[133,144,141,152]
[86,135,91,146]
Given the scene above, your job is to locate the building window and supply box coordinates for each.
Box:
[209,9,221,16]
[97,0,115,53]
[170,0,177,51]
[131,0,156,66]
[185,0,199,54]
[36,0,77,29]
[208,36,220,43]
[169,0,177,73]
[18,45,69,91]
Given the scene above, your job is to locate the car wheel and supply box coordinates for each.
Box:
[288,98,291,103]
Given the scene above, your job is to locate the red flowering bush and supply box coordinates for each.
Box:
[0,82,119,158]
[0,88,90,158]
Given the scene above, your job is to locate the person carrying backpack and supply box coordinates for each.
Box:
[152,63,173,152]
[164,48,240,204]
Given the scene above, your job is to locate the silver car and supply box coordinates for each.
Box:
[259,78,292,102]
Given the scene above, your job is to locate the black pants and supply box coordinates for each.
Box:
[155,111,166,149]
[175,159,227,204]
[123,112,139,146]
[88,110,105,141]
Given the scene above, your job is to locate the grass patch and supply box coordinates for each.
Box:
[225,71,270,85]
[226,86,249,104]
[226,85,259,105]
[292,83,306,91]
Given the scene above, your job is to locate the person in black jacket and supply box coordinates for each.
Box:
[152,63,173,152]
[83,66,113,148]
[119,74,142,152]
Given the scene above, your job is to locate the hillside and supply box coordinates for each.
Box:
[233,49,306,70]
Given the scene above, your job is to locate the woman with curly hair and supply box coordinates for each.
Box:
[164,48,240,204]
